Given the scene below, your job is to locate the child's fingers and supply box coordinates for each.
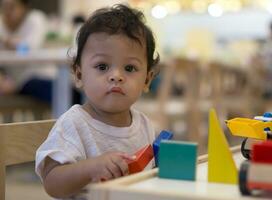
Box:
[117,152,136,161]
[107,159,123,178]
[111,156,129,176]
[100,168,113,182]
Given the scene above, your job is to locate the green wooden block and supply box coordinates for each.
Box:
[158,140,197,181]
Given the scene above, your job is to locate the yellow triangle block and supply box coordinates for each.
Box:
[208,109,238,184]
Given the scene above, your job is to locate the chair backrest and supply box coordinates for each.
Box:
[0,119,55,200]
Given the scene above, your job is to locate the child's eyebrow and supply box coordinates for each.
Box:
[127,57,143,65]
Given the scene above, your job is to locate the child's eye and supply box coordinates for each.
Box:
[96,64,109,71]
[124,65,137,72]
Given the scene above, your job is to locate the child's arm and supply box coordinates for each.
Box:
[42,152,134,198]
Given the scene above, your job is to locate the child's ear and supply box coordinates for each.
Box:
[74,65,83,88]
[143,70,154,93]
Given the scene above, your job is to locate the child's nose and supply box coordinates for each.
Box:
[108,72,124,83]
[109,76,123,82]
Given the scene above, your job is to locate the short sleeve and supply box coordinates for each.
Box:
[35,117,86,180]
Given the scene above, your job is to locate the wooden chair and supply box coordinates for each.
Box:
[0,119,55,200]
[157,57,201,142]
[0,95,51,123]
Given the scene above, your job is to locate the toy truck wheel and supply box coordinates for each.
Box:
[239,161,251,195]
[267,133,272,140]
[241,138,251,160]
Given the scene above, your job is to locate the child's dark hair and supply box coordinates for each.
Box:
[17,0,30,6]
[72,4,159,73]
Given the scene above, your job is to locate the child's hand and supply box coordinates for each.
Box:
[89,152,135,182]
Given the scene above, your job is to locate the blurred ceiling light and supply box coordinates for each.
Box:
[163,0,180,14]
[254,0,266,8]
[192,0,207,14]
[179,0,192,10]
[218,0,241,11]
[131,1,150,9]
[229,0,242,11]
[151,5,168,19]
[208,3,223,17]
[129,0,270,13]
[267,3,272,13]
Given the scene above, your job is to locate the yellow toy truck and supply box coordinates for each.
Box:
[226,112,272,159]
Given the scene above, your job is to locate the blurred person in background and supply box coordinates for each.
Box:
[0,0,82,104]
[0,0,49,97]
[0,0,46,50]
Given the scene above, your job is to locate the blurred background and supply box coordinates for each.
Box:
[2,0,272,199]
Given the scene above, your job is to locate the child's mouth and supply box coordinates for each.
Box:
[108,87,125,95]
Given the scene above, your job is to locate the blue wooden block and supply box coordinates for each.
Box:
[153,130,173,167]
[158,140,197,181]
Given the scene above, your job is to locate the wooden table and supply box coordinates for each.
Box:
[88,146,270,200]
[0,49,71,117]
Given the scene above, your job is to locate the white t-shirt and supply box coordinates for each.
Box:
[35,104,155,200]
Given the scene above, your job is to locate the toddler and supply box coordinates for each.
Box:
[35,4,159,199]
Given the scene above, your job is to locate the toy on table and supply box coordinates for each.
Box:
[127,144,154,174]
[208,109,238,184]
[158,140,197,181]
[152,130,173,167]
[239,141,272,196]
[226,112,272,159]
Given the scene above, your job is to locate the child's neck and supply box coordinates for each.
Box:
[82,103,132,127]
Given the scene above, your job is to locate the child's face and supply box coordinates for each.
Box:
[75,33,153,113]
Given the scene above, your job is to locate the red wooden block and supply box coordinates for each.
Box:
[247,163,272,190]
[252,141,272,164]
[127,144,154,174]
[248,182,272,190]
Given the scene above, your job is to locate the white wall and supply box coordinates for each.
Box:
[59,1,272,55]
[147,8,272,52]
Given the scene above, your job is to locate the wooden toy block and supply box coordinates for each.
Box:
[127,144,154,174]
[225,118,268,140]
[153,130,173,167]
[158,140,197,181]
[239,140,272,195]
[252,141,272,164]
[239,161,272,195]
[208,109,238,184]
[248,181,272,191]
[248,163,272,190]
